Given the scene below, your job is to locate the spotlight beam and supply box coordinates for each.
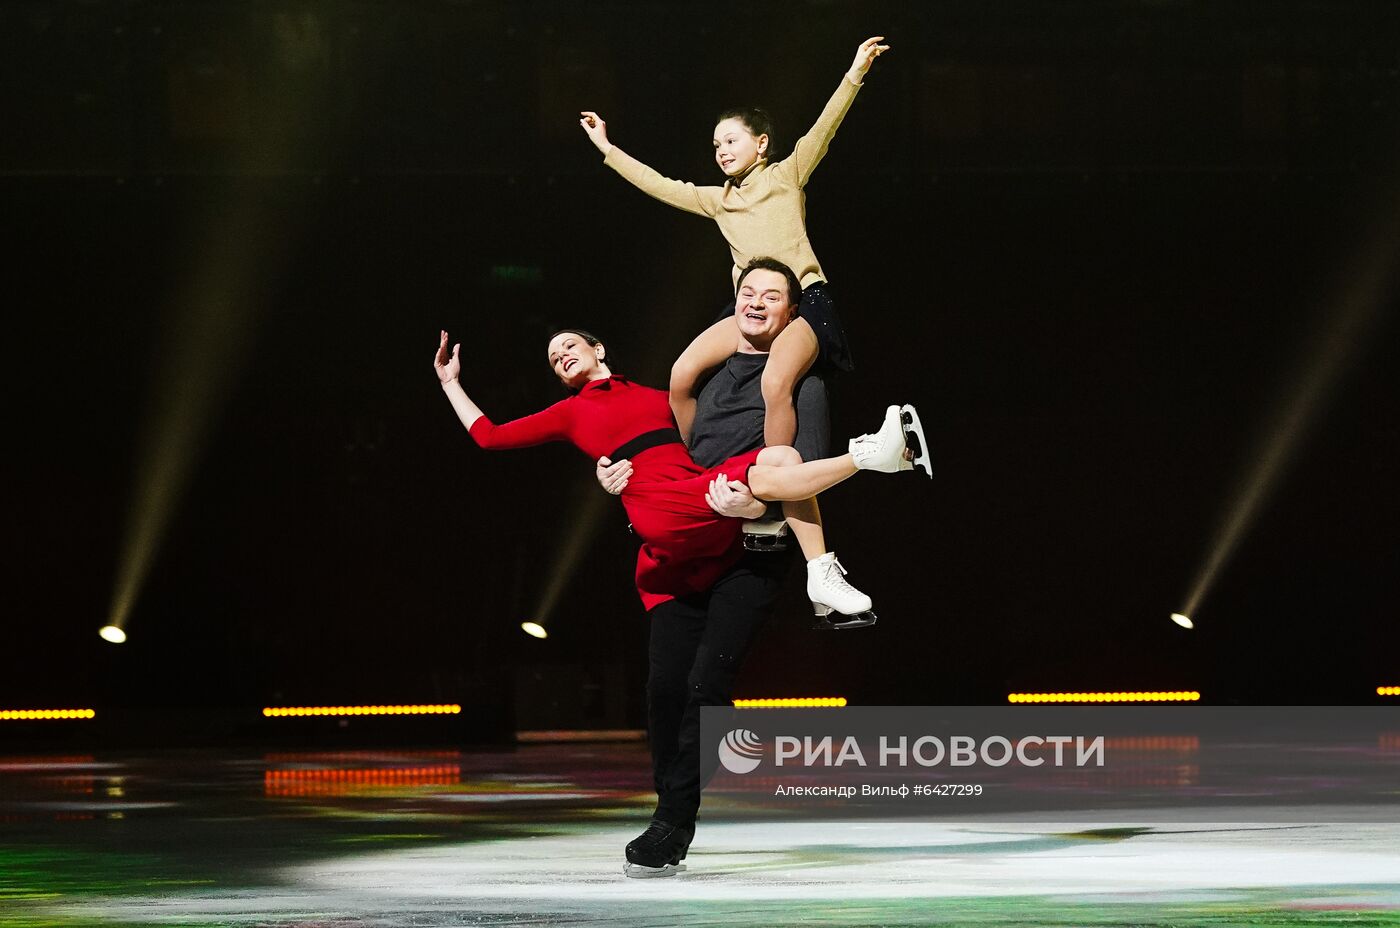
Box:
[107,14,334,634]
[529,482,610,625]
[1181,196,1400,620]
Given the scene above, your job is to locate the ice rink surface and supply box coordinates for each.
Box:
[2,745,1398,927]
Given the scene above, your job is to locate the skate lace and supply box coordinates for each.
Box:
[853,428,892,458]
[817,557,857,594]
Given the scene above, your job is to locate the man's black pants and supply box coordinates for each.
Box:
[646,555,785,827]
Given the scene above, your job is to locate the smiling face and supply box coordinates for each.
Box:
[713,117,768,177]
[546,331,608,389]
[733,268,796,349]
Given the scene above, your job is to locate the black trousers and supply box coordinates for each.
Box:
[646,554,787,827]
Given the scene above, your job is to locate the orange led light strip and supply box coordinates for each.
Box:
[1378,686,1400,696]
[1008,691,1200,704]
[264,765,460,797]
[733,697,848,708]
[261,704,461,718]
[0,709,96,721]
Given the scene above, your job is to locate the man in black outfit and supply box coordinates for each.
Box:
[595,258,833,877]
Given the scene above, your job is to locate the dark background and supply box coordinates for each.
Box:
[5,1,1398,733]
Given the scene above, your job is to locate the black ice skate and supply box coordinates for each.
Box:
[623,819,694,878]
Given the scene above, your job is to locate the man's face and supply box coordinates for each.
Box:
[733,268,795,345]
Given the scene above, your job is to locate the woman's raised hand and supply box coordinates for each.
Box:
[848,36,890,80]
[579,111,613,155]
[435,330,461,385]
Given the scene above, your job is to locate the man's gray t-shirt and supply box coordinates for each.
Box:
[687,353,831,469]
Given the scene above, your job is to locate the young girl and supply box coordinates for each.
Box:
[579,36,890,448]
[435,329,923,626]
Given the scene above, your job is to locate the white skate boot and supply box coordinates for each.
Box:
[807,552,877,630]
[849,404,931,477]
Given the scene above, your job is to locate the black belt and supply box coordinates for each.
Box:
[610,428,683,461]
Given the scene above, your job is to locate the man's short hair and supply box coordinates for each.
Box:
[736,257,802,307]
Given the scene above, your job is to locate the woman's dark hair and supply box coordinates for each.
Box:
[736,257,802,306]
[716,106,776,153]
[548,328,605,352]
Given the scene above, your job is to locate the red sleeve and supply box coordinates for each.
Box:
[467,398,573,450]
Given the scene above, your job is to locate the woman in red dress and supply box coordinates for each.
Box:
[434,328,917,615]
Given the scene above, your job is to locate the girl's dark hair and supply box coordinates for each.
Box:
[716,106,776,153]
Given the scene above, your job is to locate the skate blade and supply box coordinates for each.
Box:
[811,601,871,617]
[812,610,878,630]
[624,861,686,878]
[742,534,790,552]
[900,404,932,479]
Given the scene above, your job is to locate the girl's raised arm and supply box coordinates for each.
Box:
[580,111,722,217]
[782,36,890,188]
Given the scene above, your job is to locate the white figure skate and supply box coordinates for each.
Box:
[850,404,931,477]
[900,403,932,478]
[807,552,877,630]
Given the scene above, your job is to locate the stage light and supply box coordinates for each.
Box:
[1007,691,1200,704]
[99,625,128,644]
[521,622,548,639]
[0,708,97,721]
[261,704,462,718]
[1378,686,1400,697]
[733,697,848,708]
[1170,613,1194,629]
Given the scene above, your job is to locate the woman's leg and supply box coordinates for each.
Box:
[743,405,918,534]
[671,318,741,442]
[753,446,826,560]
[748,445,858,502]
[759,318,818,448]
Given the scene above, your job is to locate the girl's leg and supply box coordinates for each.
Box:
[671,318,742,442]
[752,446,826,560]
[751,446,874,624]
[760,318,819,447]
[781,496,825,562]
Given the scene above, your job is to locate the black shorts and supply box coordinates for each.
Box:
[715,281,854,373]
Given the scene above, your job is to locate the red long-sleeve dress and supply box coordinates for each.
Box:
[467,375,764,611]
